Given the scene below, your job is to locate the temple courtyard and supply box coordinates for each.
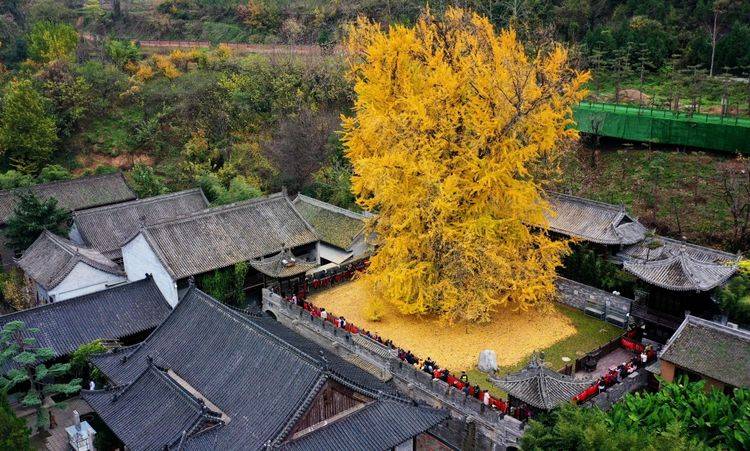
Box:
[309,280,622,375]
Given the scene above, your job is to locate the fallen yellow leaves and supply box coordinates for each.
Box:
[310,280,578,371]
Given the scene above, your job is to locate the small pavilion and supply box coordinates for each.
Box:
[489,354,592,413]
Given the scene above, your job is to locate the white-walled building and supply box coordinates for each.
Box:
[0,172,136,269]
[292,194,373,265]
[122,193,320,306]
[17,230,127,304]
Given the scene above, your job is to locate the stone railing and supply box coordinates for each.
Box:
[582,370,649,410]
[262,289,525,449]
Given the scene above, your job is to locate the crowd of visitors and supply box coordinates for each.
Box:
[279,260,650,418]
[572,335,656,404]
[280,260,520,418]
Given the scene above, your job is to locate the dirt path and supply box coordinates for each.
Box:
[136,39,344,56]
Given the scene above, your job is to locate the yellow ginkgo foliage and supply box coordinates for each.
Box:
[343,8,590,323]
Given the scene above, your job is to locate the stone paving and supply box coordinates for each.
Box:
[44,397,94,451]
[575,347,634,379]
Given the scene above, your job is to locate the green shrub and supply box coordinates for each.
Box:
[0,390,30,451]
[716,260,750,326]
[523,379,750,450]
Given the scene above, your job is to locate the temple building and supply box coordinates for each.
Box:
[70,189,209,261]
[292,194,372,265]
[17,230,127,303]
[82,288,450,451]
[657,315,750,393]
[544,192,648,247]
[0,173,136,268]
[544,191,740,341]
[619,236,739,341]
[121,193,320,306]
[0,277,171,369]
[489,354,593,412]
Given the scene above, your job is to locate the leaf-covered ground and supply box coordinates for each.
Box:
[309,280,620,379]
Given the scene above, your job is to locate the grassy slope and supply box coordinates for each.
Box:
[557,146,735,249]
[466,306,621,397]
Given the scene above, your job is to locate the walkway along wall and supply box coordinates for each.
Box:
[573,102,750,153]
[262,289,525,450]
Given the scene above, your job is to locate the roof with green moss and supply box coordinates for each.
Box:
[292,195,368,250]
[660,315,750,388]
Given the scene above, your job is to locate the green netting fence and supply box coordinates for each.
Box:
[572,102,750,154]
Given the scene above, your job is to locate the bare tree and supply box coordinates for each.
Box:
[718,156,750,250]
[264,106,340,193]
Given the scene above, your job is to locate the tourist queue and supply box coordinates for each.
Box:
[283,261,525,419]
[572,336,657,404]
[284,260,655,416]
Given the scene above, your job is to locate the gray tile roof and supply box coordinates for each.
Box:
[545,192,648,245]
[16,231,124,290]
[292,194,368,250]
[86,288,446,450]
[280,399,448,451]
[134,193,319,280]
[0,277,171,363]
[659,315,750,388]
[490,355,593,410]
[0,173,136,225]
[72,189,208,259]
[83,365,217,451]
[249,248,318,278]
[620,236,739,292]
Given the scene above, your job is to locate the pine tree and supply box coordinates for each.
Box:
[4,191,69,254]
[0,321,81,430]
[343,8,589,323]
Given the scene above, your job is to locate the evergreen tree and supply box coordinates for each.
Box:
[0,321,81,430]
[128,163,168,198]
[4,191,69,253]
[0,389,30,451]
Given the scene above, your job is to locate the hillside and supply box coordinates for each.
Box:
[0,1,749,253]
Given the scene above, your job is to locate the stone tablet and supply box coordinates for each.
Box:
[478,349,498,373]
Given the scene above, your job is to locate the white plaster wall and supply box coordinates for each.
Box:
[49,262,127,302]
[36,283,50,304]
[350,235,369,259]
[68,223,84,245]
[122,233,178,307]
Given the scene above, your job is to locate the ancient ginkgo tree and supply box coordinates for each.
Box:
[343,8,589,323]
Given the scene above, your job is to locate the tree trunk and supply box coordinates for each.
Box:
[710,11,719,77]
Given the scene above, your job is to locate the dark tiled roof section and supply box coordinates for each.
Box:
[16,231,124,290]
[249,249,318,278]
[82,366,210,451]
[490,356,593,410]
[0,278,170,362]
[623,251,737,292]
[0,173,136,225]
[280,400,449,451]
[73,189,209,259]
[545,192,648,245]
[292,194,367,250]
[90,289,411,450]
[659,315,750,388]
[619,235,738,263]
[138,193,319,279]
